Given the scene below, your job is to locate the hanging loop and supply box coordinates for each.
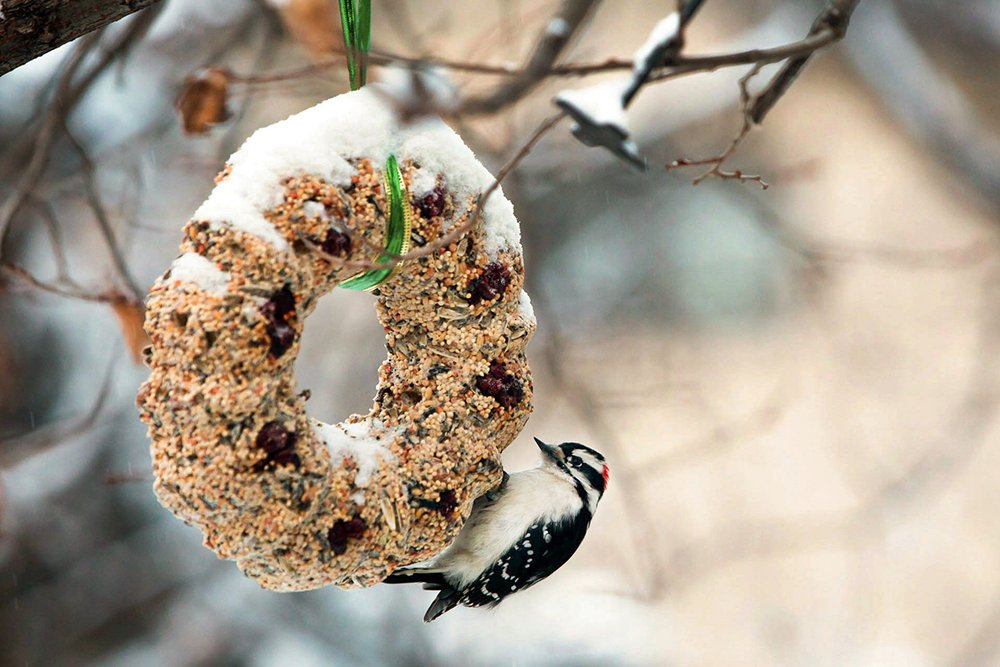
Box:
[339,0,372,91]
[340,153,413,291]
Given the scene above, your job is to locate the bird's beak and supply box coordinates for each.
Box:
[534,437,563,462]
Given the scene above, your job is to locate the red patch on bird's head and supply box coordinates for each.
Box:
[601,465,610,490]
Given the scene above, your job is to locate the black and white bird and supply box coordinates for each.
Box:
[384,438,609,622]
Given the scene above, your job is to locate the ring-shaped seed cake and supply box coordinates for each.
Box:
[137,87,536,591]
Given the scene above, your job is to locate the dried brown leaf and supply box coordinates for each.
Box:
[110,296,150,365]
[175,67,232,135]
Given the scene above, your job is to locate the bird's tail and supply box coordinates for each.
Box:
[424,588,461,622]
[383,567,462,622]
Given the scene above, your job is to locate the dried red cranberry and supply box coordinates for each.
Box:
[436,489,458,518]
[328,516,367,555]
[256,422,290,454]
[261,285,296,358]
[253,421,300,471]
[320,228,351,257]
[417,185,446,218]
[477,375,504,395]
[476,360,523,409]
[466,262,511,304]
[262,285,295,319]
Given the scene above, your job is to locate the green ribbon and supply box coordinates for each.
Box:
[336,5,408,291]
[340,154,412,291]
[339,0,371,91]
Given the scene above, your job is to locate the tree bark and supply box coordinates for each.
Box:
[0,0,161,76]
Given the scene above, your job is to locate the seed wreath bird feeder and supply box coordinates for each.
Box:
[137,86,536,591]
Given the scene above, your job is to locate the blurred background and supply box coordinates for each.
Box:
[2,0,1000,665]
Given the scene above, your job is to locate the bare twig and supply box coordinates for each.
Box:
[294,233,389,273]
[230,23,850,87]
[63,128,145,302]
[27,195,73,282]
[665,0,862,187]
[0,262,125,304]
[0,31,102,253]
[666,64,769,188]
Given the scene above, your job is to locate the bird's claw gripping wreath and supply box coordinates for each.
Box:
[137,87,537,591]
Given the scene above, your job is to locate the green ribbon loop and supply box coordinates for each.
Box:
[339,0,371,91]
[340,154,412,291]
[336,5,405,291]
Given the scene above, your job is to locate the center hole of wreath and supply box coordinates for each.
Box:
[294,288,385,422]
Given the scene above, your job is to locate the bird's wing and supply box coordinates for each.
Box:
[458,516,590,609]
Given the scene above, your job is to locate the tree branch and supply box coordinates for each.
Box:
[0,3,162,254]
[666,0,863,185]
[459,0,600,115]
[0,0,162,76]
[748,0,861,124]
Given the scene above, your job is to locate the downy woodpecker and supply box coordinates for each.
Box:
[384,437,609,622]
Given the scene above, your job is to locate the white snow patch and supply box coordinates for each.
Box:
[481,185,520,258]
[409,167,438,199]
[192,86,519,258]
[301,200,327,219]
[633,12,681,74]
[194,180,291,250]
[518,290,535,325]
[546,18,570,37]
[168,252,230,296]
[555,81,630,133]
[313,419,397,487]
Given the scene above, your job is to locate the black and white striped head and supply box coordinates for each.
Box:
[535,438,609,507]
